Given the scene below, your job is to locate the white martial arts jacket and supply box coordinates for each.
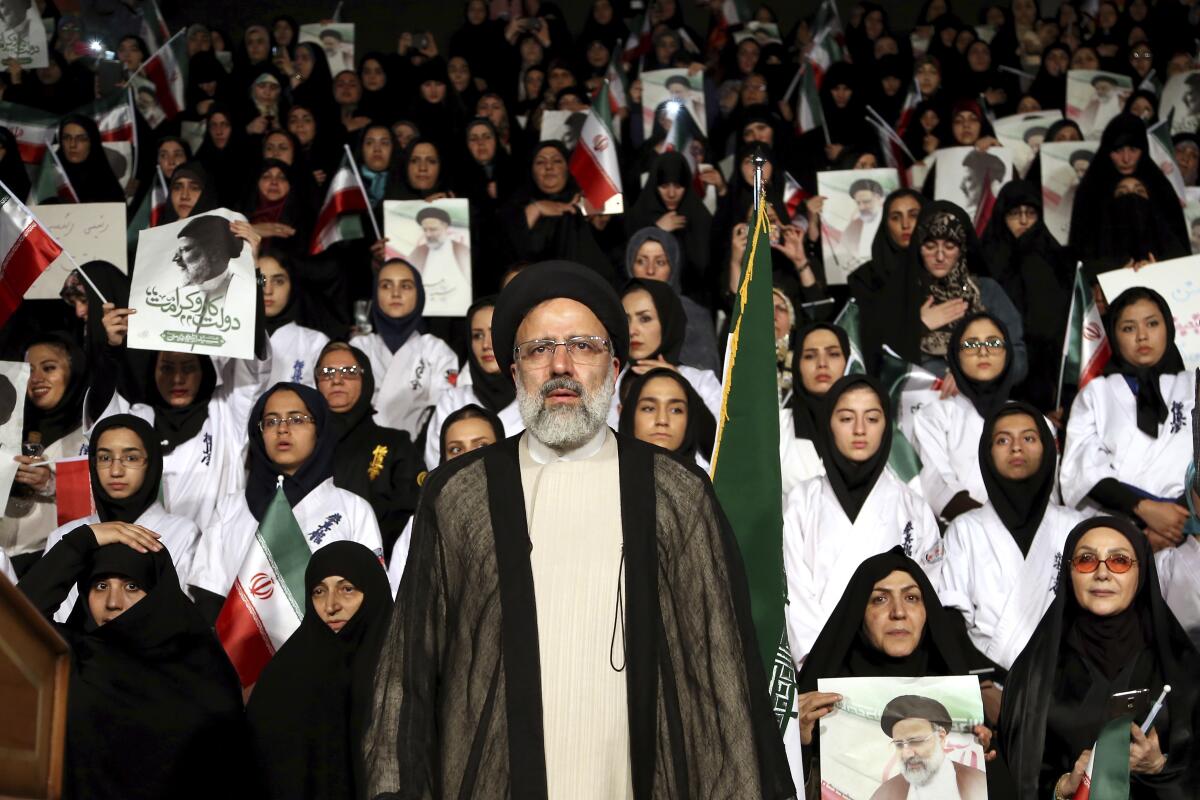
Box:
[913,394,989,515]
[0,546,13,583]
[783,468,942,667]
[421,380,524,469]
[351,331,458,440]
[940,502,1088,669]
[1155,536,1200,650]
[777,408,824,499]
[267,321,329,388]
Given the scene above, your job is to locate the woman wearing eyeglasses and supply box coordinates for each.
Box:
[37,414,200,620]
[999,517,1200,798]
[259,247,329,389]
[913,312,1026,523]
[314,342,421,566]
[350,259,458,440]
[188,383,383,622]
[1060,288,1195,551]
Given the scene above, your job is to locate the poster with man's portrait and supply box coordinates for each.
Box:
[934,146,1013,228]
[1040,141,1098,245]
[1066,69,1133,140]
[383,198,472,318]
[127,208,258,359]
[0,0,48,68]
[641,68,706,138]
[994,110,1062,178]
[300,23,355,76]
[817,167,901,285]
[1162,70,1200,136]
[129,73,167,129]
[817,675,989,800]
[0,360,29,502]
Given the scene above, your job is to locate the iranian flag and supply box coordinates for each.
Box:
[783,171,807,219]
[1058,264,1111,403]
[55,456,93,526]
[880,346,940,486]
[706,0,751,53]
[709,198,799,787]
[604,51,627,115]
[0,181,64,325]
[570,82,624,216]
[809,0,845,79]
[132,29,188,128]
[32,147,78,204]
[895,79,922,138]
[0,101,58,165]
[790,63,824,136]
[1072,716,1133,799]
[622,13,652,65]
[127,166,169,248]
[1148,119,1187,204]
[138,0,170,52]
[216,484,309,687]
[81,89,136,146]
[833,298,867,374]
[310,145,370,255]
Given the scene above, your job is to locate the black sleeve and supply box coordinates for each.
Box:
[1087,478,1143,515]
[942,490,984,521]
[190,587,226,626]
[17,526,96,618]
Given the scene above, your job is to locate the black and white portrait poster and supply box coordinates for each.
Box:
[934,146,1013,227]
[817,675,988,799]
[0,360,28,501]
[1039,141,1097,245]
[1162,70,1200,136]
[817,168,901,285]
[1066,69,1133,140]
[383,198,472,317]
[0,0,48,68]
[994,110,1062,178]
[300,23,355,75]
[641,68,707,138]
[127,209,257,359]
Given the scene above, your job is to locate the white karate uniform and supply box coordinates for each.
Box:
[421,378,524,468]
[1060,373,1194,509]
[188,477,383,598]
[1155,536,1200,649]
[267,321,330,388]
[91,354,273,533]
[940,502,1088,669]
[386,516,414,595]
[41,503,201,622]
[778,408,824,499]
[351,331,458,440]
[0,546,14,583]
[913,394,988,515]
[783,469,942,667]
[615,364,723,421]
[0,428,90,558]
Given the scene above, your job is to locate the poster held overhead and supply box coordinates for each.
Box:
[817,168,901,285]
[382,198,472,318]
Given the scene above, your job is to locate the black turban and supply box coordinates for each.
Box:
[880,695,953,737]
[491,260,629,374]
[415,206,451,225]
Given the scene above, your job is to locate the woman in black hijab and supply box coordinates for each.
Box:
[618,366,715,465]
[849,187,925,303]
[779,322,849,495]
[626,151,713,302]
[1028,43,1071,112]
[1091,174,1189,274]
[244,158,312,258]
[195,104,252,210]
[0,126,30,202]
[1071,113,1188,263]
[247,540,391,800]
[17,521,248,799]
[161,161,220,224]
[57,114,125,203]
[999,517,1200,798]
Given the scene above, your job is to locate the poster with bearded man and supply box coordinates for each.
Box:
[817,167,901,285]
[817,675,989,799]
[383,198,473,317]
[127,208,258,358]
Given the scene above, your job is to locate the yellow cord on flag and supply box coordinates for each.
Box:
[709,197,771,477]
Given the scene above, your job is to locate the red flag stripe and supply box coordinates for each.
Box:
[215,580,276,687]
[310,187,368,254]
[142,57,181,119]
[53,457,92,527]
[0,222,62,325]
[569,145,620,210]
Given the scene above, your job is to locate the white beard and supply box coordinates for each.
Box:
[517,371,615,451]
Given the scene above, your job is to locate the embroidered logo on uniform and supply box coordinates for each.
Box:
[307,513,343,544]
[923,540,945,565]
[1170,401,1186,433]
[410,358,427,391]
[769,631,797,730]
[368,445,388,480]
[1050,552,1062,594]
[79,443,89,456]
[201,433,213,466]
[445,368,459,386]
[291,360,305,383]
[901,521,914,557]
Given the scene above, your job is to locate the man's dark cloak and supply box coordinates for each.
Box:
[364,432,794,799]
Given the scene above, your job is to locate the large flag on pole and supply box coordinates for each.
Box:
[0,180,64,325]
[310,145,370,254]
[32,147,78,204]
[131,29,188,129]
[570,81,624,215]
[1058,263,1111,405]
[215,483,309,687]
[709,196,798,784]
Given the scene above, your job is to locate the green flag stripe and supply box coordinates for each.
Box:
[254,487,310,619]
[1091,715,1132,800]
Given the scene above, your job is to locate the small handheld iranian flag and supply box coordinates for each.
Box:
[0,179,64,325]
[216,482,309,687]
[1057,263,1111,406]
[32,147,78,204]
[138,0,170,52]
[131,29,188,129]
[1073,686,1169,799]
[782,171,807,220]
[81,88,137,147]
[879,346,941,486]
[788,63,824,137]
[55,456,93,526]
[310,144,373,254]
[127,166,169,249]
[809,0,845,78]
[0,101,58,165]
[570,81,624,216]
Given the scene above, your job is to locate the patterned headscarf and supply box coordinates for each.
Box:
[916,208,984,358]
[773,288,796,401]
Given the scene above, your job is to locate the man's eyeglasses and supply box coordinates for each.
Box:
[259,414,315,431]
[316,365,364,382]
[514,336,611,367]
[95,453,147,468]
[1071,553,1137,574]
[959,337,1006,352]
[890,732,937,751]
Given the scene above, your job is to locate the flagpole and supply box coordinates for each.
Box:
[60,249,110,306]
[865,106,917,162]
[1054,262,1083,409]
[752,155,764,213]
[342,143,383,241]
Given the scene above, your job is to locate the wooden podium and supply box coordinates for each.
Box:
[0,572,68,800]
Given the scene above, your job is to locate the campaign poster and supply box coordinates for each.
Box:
[993,109,1062,178]
[641,68,706,138]
[26,202,127,300]
[127,208,257,359]
[1066,69,1133,140]
[817,167,901,285]
[382,198,472,318]
[933,146,1013,228]
[300,23,355,75]
[0,0,48,68]
[817,675,989,800]
[1162,70,1200,137]
[1098,255,1200,370]
[1039,141,1097,246]
[0,360,29,501]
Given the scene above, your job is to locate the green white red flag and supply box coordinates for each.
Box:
[138,0,170,52]
[809,0,845,79]
[310,145,370,254]
[1148,119,1186,204]
[216,483,309,687]
[879,346,939,486]
[32,147,78,204]
[1072,716,1133,799]
[790,63,824,136]
[570,81,624,215]
[1058,263,1112,404]
[127,166,169,249]
[0,180,65,325]
[0,101,58,165]
[81,89,137,147]
[132,29,188,129]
